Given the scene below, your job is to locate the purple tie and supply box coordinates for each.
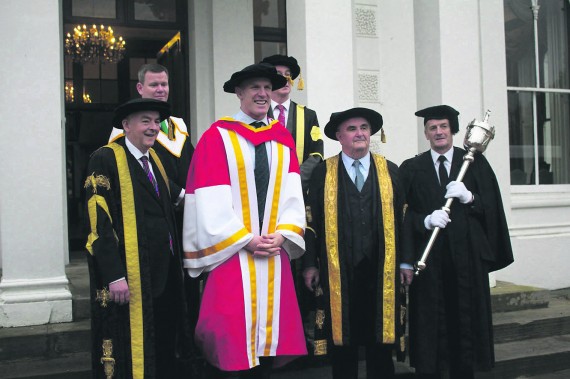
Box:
[276,104,286,126]
[140,156,160,196]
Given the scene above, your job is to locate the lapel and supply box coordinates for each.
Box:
[449,147,465,181]
[149,153,172,208]
[286,101,296,134]
[418,150,440,188]
[120,139,163,204]
[417,150,446,202]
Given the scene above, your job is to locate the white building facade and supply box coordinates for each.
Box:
[1,0,568,327]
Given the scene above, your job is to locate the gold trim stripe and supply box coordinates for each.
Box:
[247,252,258,364]
[228,130,259,364]
[295,105,305,163]
[107,143,145,379]
[324,156,342,345]
[310,152,325,160]
[263,143,283,355]
[276,223,304,237]
[184,227,250,259]
[372,154,396,343]
[228,130,252,230]
[149,148,170,195]
[220,117,279,133]
[85,195,115,255]
[267,143,284,233]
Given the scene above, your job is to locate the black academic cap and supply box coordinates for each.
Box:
[324,107,383,141]
[223,63,287,93]
[415,105,460,134]
[260,54,301,80]
[112,98,171,129]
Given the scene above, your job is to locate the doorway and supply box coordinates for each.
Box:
[62,0,189,250]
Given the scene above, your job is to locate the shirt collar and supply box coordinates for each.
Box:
[125,136,149,161]
[430,147,454,165]
[341,151,371,170]
[233,109,269,126]
[271,98,291,112]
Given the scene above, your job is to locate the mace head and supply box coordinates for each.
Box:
[463,110,495,153]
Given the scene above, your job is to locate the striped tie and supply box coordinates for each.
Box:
[140,156,160,196]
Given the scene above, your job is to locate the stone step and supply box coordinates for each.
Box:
[493,295,570,343]
[0,320,90,364]
[476,334,570,379]
[0,352,90,379]
[491,281,550,312]
[0,320,91,379]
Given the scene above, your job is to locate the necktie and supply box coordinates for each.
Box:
[276,104,286,126]
[353,160,364,191]
[251,121,269,227]
[140,156,160,196]
[438,155,449,189]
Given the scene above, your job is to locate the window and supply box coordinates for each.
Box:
[505,0,570,185]
[253,0,287,62]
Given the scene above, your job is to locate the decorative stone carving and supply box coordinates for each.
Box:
[355,7,377,36]
[358,73,379,102]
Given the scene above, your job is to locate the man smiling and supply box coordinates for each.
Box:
[183,63,307,378]
[85,98,189,378]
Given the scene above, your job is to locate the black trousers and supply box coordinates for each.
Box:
[330,344,394,379]
[153,256,179,379]
[205,357,274,379]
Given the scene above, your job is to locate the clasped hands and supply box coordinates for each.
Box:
[245,232,284,257]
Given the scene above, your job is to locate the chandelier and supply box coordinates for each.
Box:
[65,24,126,64]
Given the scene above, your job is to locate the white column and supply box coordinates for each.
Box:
[289,0,356,158]
[0,0,72,327]
[188,0,215,141]
[212,0,255,120]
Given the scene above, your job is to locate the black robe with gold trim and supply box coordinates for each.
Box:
[303,153,406,347]
[269,101,323,192]
[399,147,514,374]
[84,137,187,378]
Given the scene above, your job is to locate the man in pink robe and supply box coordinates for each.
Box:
[182,63,307,378]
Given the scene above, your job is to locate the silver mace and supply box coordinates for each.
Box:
[414,110,496,275]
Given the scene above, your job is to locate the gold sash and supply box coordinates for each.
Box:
[324,154,396,345]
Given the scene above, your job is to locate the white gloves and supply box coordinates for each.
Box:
[445,181,473,204]
[424,210,450,230]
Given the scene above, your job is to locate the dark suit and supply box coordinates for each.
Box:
[85,137,187,378]
[269,101,323,191]
[400,147,513,377]
[303,153,406,379]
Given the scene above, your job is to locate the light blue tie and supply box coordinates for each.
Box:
[353,160,364,191]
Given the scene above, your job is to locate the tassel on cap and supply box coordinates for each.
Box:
[381,128,386,143]
[297,69,304,91]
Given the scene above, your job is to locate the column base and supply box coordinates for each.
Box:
[0,276,73,327]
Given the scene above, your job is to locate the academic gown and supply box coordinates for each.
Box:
[399,147,514,373]
[84,137,187,379]
[109,116,194,197]
[182,118,307,372]
[303,153,406,348]
[268,101,323,191]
